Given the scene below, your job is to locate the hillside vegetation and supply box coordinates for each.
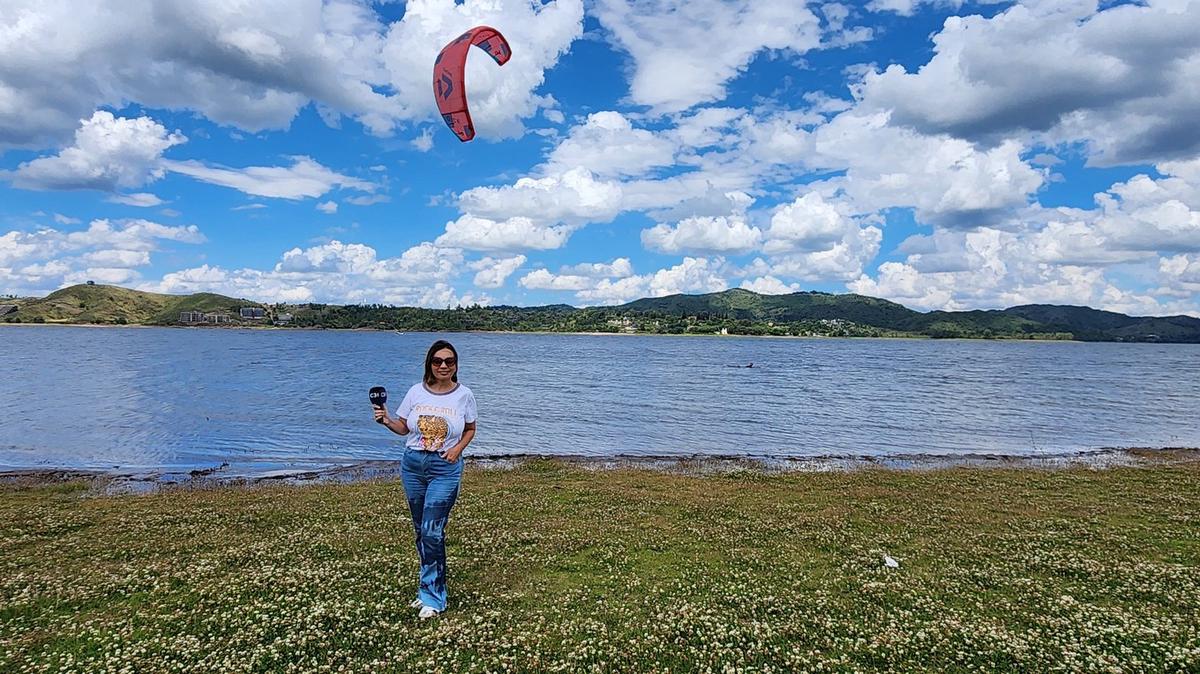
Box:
[2,284,257,325]
[3,284,1199,342]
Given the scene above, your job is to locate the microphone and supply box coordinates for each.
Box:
[370,386,388,422]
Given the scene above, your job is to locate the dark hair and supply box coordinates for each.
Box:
[423,339,459,385]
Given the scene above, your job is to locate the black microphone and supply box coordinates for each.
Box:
[369,386,387,422]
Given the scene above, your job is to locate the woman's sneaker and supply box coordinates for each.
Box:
[409,599,423,609]
[418,605,441,620]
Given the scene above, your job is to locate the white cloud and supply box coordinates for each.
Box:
[276,240,376,274]
[0,1,585,149]
[140,240,475,306]
[519,268,593,291]
[317,200,338,214]
[519,257,635,291]
[847,225,1197,316]
[866,0,1003,16]
[740,275,800,295]
[53,214,81,225]
[857,1,1200,165]
[763,192,857,253]
[561,258,635,278]
[457,167,623,225]
[366,242,464,285]
[0,0,397,148]
[543,111,676,177]
[810,111,1045,226]
[470,254,526,288]
[593,0,823,113]
[436,215,576,252]
[4,112,185,191]
[575,256,728,305]
[0,218,204,295]
[411,127,435,152]
[641,215,762,255]
[746,192,885,283]
[108,192,166,207]
[80,249,152,268]
[163,156,374,200]
[382,0,584,141]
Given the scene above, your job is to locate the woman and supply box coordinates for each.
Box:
[374,339,477,619]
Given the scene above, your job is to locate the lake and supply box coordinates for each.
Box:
[1,325,1198,475]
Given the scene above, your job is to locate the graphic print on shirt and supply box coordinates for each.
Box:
[417,414,449,451]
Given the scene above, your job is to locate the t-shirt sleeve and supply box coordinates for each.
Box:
[463,391,477,424]
[396,387,416,420]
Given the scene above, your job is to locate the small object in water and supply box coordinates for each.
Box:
[883,554,900,569]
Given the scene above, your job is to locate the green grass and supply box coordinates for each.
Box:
[2,462,1198,673]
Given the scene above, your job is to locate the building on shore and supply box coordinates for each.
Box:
[240,307,265,320]
[179,310,231,324]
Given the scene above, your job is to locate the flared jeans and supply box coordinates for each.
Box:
[400,448,463,611]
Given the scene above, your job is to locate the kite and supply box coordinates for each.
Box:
[433,26,512,142]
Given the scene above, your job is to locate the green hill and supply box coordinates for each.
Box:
[621,288,919,326]
[2,284,259,325]
[613,289,1200,342]
[4,284,1198,342]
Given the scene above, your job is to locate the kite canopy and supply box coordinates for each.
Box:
[433,26,512,142]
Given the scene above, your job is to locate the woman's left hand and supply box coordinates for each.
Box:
[440,446,463,463]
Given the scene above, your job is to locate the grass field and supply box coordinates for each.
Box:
[2,460,1198,673]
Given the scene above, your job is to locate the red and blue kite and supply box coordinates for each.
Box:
[433,26,512,142]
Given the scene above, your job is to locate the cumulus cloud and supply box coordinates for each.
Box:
[810,111,1046,227]
[849,225,1196,316]
[574,256,728,305]
[436,215,576,252]
[0,0,398,147]
[0,0,584,149]
[561,258,635,279]
[457,167,623,225]
[857,1,1200,165]
[740,192,885,283]
[139,240,477,306]
[740,275,800,295]
[162,156,374,199]
[642,215,762,255]
[470,255,527,288]
[317,200,338,214]
[0,218,205,295]
[4,112,185,191]
[543,112,677,178]
[518,257,634,291]
[593,0,823,113]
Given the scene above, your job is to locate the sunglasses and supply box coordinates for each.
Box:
[431,357,457,367]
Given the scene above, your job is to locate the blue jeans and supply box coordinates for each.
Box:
[400,448,463,611]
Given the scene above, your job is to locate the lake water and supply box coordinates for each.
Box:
[1,325,1198,475]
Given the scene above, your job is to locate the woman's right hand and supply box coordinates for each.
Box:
[373,406,389,424]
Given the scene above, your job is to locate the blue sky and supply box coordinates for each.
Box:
[2,0,1198,315]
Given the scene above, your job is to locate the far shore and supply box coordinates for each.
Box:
[0,319,1095,343]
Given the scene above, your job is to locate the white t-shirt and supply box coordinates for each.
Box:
[395,382,477,453]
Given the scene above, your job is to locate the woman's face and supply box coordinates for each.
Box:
[430,348,457,383]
